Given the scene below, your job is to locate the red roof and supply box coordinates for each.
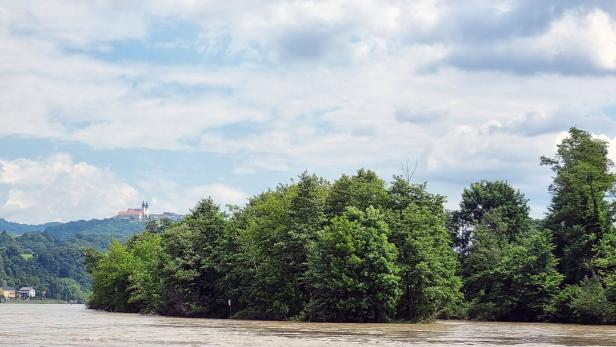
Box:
[117,209,142,216]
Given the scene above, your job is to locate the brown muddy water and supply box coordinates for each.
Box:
[0,304,614,346]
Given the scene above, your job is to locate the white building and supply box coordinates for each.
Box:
[18,287,35,299]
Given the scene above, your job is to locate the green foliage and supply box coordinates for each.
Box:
[0,216,148,303]
[159,198,229,317]
[0,218,58,235]
[571,277,616,324]
[281,172,328,316]
[88,171,453,322]
[305,207,400,322]
[386,177,462,321]
[593,228,616,302]
[325,169,388,218]
[451,180,565,322]
[88,241,137,312]
[450,180,530,255]
[0,231,90,302]
[466,228,563,321]
[542,127,616,283]
[44,218,145,250]
[127,232,163,313]
[84,132,616,325]
[230,186,296,320]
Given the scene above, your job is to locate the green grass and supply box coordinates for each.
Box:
[19,253,33,260]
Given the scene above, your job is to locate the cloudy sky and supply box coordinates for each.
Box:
[2,1,616,224]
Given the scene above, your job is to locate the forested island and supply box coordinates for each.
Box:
[85,128,616,324]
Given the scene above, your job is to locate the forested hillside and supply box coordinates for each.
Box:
[87,128,616,324]
[0,219,58,235]
[45,219,146,250]
[0,231,89,301]
[0,218,146,302]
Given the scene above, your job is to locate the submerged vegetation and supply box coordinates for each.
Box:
[86,128,616,324]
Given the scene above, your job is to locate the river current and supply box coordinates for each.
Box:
[0,304,614,346]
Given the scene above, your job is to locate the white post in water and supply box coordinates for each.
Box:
[228,299,231,319]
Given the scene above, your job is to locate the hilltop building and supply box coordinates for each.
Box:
[116,201,149,221]
[115,201,183,222]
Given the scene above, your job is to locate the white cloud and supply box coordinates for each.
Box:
[2,1,616,222]
[537,8,616,71]
[443,5,616,73]
[0,154,139,223]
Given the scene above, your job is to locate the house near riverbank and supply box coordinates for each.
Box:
[0,286,16,299]
[17,287,35,299]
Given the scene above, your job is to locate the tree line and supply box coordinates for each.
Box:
[86,128,616,324]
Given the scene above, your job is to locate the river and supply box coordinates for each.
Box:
[0,304,614,346]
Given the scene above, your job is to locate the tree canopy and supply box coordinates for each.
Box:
[84,128,616,324]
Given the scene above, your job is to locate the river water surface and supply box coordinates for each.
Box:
[0,304,614,346]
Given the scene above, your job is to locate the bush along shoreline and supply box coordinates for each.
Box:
[85,128,616,324]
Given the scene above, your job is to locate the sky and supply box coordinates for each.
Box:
[2,1,616,224]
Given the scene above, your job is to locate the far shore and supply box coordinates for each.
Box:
[0,299,75,304]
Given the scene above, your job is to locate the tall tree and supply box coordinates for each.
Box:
[229,186,296,319]
[386,176,463,321]
[282,172,328,316]
[541,127,616,283]
[450,180,530,256]
[159,198,228,317]
[306,207,400,322]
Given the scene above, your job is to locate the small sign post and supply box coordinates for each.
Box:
[228,299,231,319]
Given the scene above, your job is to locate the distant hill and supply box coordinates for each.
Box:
[43,218,145,239]
[0,231,91,302]
[0,218,146,250]
[45,218,146,250]
[0,218,147,302]
[0,218,59,235]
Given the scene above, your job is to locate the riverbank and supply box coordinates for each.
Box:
[0,299,71,304]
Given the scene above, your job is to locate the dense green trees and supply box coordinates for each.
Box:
[453,181,563,321]
[306,207,400,322]
[87,170,460,322]
[456,128,616,324]
[87,241,137,311]
[539,128,616,323]
[542,128,615,283]
[450,180,530,255]
[158,198,229,316]
[86,128,616,325]
[465,227,563,321]
[387,177,462,321]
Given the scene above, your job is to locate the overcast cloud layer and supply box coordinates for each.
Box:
[2,1,616,223]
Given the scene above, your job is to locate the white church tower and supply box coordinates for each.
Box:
[141,201,150,220]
